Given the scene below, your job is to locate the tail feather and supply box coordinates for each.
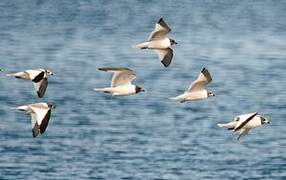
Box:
[6,73,15,77]
[133,42,149,49]
[94,88,106,92]
[94,88,112,94]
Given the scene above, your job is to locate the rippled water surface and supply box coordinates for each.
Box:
[0,0,286,179]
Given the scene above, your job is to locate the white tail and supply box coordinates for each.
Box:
[6,73,15,77]
[217,123,225,128]
[93,87,112,92]
[133,42,149,49]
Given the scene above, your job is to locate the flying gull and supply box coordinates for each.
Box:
[7,68,53,98]
[94,67,145,96]
[134,18,177,67]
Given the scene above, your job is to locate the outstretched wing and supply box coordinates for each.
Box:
[29,104,51,137]
[237,128,250,141]
[33,77,48,98]
[98,67,136,87]
[153,48,173,67]
[187,68,212,92]
[148,18,171,41]
[234,112,258,132]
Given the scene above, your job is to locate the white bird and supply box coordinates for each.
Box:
[7,68,53,98]
[135,18,177,67]
[94,67,145,96]
[15,102,56,138]
[171,67,215,103]
[217,112,270,140]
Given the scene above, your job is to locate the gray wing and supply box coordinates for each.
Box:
[153,48,173,67]
[187,68,212,92]
[98,67,136,87]
[148,18,171,41]
[33,77,48,98]
[234,112,258,132]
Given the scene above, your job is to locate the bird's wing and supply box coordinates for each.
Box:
[29,104,51,137]
[237,128,250,141]
[153,48,173,67]
[98,67,136,87]
[30,112,41,137]
[148,18,171,41]
[234,112,258,132]
[33,77,48,98]
[26,69,45,83]
[187,68,212,92]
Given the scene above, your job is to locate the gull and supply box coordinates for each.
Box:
[6,68,53,98]
[94,67,145,96]
[171,67,215,103]
[134,18,177,67]
[217,112,270,140]
[15,102,56,137]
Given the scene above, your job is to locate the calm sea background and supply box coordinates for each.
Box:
[0,0,285,179]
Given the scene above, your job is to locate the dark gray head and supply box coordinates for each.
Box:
[260,116,270,124]
[207,90,215,97]
[170,38,178,45]
[135,86,145,93]
[47,102,56,109]
[45,69,53,76]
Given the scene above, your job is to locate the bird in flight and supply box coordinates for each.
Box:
[171,67,215,103]
[134,18,177,67]
[7,68,53,98]
[94,67,145,96]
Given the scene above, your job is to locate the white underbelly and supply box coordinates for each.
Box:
[111,85,135,96]
[185,91,208,101]
[148,38,170,49]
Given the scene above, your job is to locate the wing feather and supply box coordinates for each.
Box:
[98,67,136,87]
[234,112,258,132]
[33,77,48,98]
[187,68,212,92]
[148,18,171,41]
[153,48,173,67]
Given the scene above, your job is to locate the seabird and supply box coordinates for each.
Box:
[94,67,145,96]
[217,112,270,140]
[171,67,215,103]
[15,102,56,137]
[6,68,53,98]
[134,18,177,67]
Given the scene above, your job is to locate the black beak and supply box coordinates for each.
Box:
[174,41,178,44]
[142,89,145,92]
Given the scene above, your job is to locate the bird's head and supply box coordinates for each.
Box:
[135,86,145,93]
[45,69,54,76]
[170,38,178,45]
[260,116,270,125]
[47,102,56,109]
[207,90,215,97]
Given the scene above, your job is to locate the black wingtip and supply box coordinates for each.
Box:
[37,91,44,98]
[201,67,207,73]
[161,60,170,67]
[158,17,164,23]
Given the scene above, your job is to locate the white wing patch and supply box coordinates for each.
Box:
[30,106,49,126]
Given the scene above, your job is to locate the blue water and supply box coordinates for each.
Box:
[0,0,286,179]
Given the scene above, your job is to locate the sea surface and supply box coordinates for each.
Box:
[0,0,285,179]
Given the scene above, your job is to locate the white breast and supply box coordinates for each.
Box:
[185,90,208,101]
